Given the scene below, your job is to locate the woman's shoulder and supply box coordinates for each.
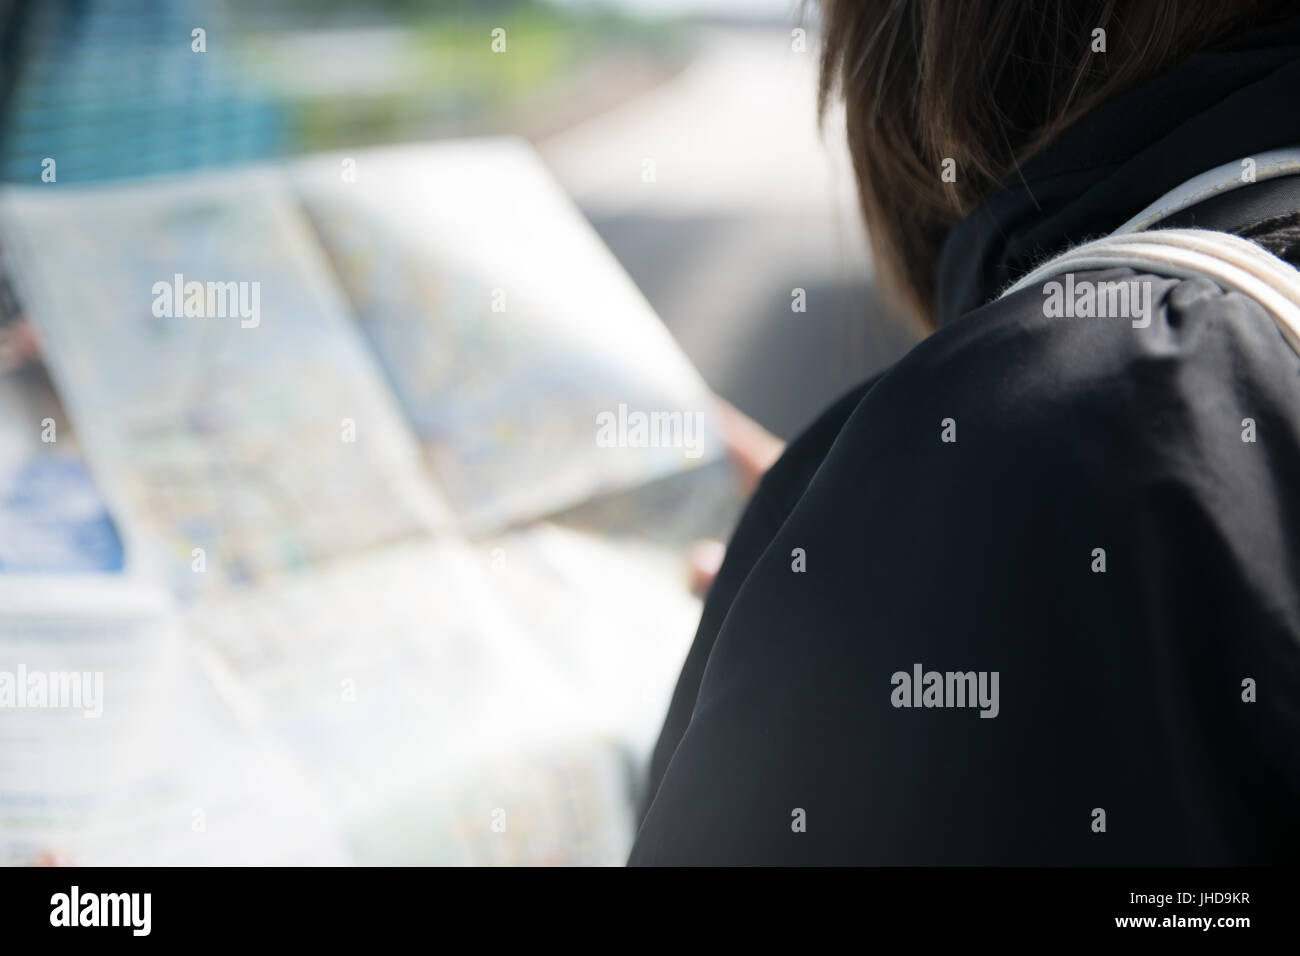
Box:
[842,265,1300,481]
[631,267,1300,867]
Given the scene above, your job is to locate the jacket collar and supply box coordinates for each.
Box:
[935,17,1300,327]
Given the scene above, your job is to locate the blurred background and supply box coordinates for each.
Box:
[0,0,915,437]
[0,0,918,866]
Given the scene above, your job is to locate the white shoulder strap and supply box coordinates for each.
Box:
[1114,148,1300,233]
[999,228,1300,358]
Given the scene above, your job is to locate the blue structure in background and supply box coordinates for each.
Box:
[0,0,286,183]
[0,0,289,572]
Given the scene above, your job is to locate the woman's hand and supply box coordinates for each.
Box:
[688,397,785,597]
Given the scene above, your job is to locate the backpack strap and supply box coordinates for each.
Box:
[1113,147,1300,234]
[999,228,1300,358]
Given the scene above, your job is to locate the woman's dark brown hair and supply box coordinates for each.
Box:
[817,0,1290,330]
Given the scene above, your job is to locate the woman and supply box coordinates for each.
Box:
[631,0,1300,864]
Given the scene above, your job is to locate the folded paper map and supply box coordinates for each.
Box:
[0,139,741,865]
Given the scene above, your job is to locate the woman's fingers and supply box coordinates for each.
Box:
[687,539,727,598]
[714,396,785,494]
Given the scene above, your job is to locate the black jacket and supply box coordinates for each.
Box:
[630,19,1300,865]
